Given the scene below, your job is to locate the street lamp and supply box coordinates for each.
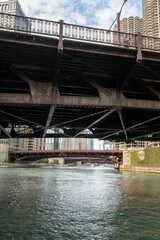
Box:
[109,0,128,31]
[116,0,128,33]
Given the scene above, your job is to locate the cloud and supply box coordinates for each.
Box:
[0,0,142,29]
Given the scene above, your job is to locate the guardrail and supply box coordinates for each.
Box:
[0,12,160,51]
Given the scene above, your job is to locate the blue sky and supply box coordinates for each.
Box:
[1,0,142,29]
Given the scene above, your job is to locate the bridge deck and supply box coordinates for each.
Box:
[9,150,123,163]
[0,14,160,141]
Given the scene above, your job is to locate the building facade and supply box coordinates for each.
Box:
[142,0,160,37]
[0,0,30,30]
[0,139,9,161]
[114,16,143,34]
[23,138,43,151]
[0,0,25,16]
[64,138,87,150]
[114,141,149,151]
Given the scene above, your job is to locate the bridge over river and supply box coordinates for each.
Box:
[0,13,160,141]
[9,150,123,165]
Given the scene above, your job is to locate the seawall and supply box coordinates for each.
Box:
[121,148,160,173]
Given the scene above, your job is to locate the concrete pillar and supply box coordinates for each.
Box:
[77,161,82,166]
[48,157,64,165]
[121,151,131,169]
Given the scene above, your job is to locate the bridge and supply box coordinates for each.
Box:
[9,150,123,165]
[0,13,160,141]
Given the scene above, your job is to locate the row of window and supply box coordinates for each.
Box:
[0,2,16,12]
[0,4,9,11]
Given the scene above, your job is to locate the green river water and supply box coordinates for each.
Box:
[0,166,160,240]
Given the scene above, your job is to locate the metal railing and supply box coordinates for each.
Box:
[0,12,160,51]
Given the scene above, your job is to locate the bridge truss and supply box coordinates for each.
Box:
[0,13,160,141]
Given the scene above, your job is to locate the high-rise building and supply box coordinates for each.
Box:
[9,138,24,151]
[142,0,160,38]
[64,138,87,150]
[23,138,43,151]
[114,16,143,34]
[0,0,30,30]
[113,16,143,46]
[0,0,25,16]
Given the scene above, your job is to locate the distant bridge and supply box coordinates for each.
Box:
[9,150,123,164]
[0,13,160,141]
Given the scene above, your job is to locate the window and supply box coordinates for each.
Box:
[5,4,8,11]
[2,4,5,11]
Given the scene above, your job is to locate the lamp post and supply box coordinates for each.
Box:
[109,0,128,41]
[117,0,128,33]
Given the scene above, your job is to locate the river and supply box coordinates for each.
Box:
[0,166,160,240]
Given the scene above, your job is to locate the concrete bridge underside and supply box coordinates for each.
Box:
[0,30,160,141]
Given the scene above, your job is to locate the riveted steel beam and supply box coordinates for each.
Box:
[138,79,160,100]
[74,107,117,137]
[1,92,160,110]
[101,115,160,140]
[43,106,56,138]
[130,130,160,141]
[117,109,128,141]
[0,124,12,138]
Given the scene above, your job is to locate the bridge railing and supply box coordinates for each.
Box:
[140,34,160,51]
[0,12,60,37]
[0,12,160,51]
[63,22,137,48]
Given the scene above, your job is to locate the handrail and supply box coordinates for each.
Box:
[0,12,160,51]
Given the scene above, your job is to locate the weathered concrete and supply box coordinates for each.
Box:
[121,166,160,173]
[0,140,9,162]
[48,158,64,166]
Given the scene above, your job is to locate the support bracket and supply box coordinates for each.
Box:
[136,32,142,62]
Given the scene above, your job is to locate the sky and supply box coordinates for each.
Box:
[0,0,142,29]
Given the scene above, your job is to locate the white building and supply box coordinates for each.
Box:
[0,0,25,16]
[0,139,9,162]
[0,0,30,30]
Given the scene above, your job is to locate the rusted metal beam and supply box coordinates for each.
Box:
[120,62,138,90]
[117,109,128,141]
[53,52,62,86]
[10,67,60,100]
[43,106,56,138]
[130,130,160,141]
[1,92,160,110]
[54,109,110,128]
[74,108,116,137]
[101,115,160,139]
[141,63,160,78]
[138,80,160,100]
[136,32,142,62]
[64,52,107,75]
[0,124,12,138]
[17,109,111,138]
[82,72,111,78]
[58,20,63,51]
[141,78,160,83]
[0,109,42,128]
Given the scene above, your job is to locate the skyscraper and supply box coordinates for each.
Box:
[114,16,143,34]
[142,0,160,37]
[0,0,25,16]
[0,0,30,30]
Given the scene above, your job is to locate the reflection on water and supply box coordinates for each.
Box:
[0,166,160,240]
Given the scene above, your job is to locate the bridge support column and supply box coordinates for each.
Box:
[120,151,131,170]
[48,158,64,166]
[77,161,82,166]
